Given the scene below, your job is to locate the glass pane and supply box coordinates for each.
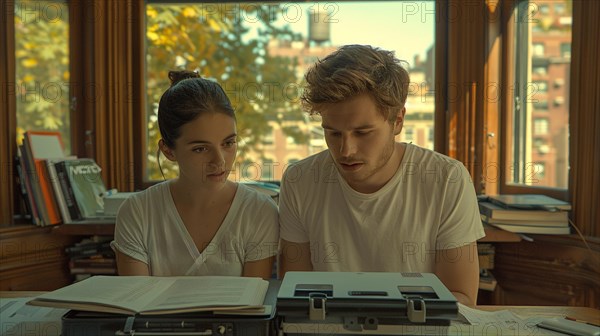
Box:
[510,0,570,188]
[145,1,436,181]
[15,0,71,152]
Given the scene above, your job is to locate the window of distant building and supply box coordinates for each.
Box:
[534,162,546,179]
[534,138,550,154]
[534,118,549,135]
[533,65,547,75]
[261,157,275,181]
[507,0,571,190]
[532,43,545,57]
[533,101,549,111]
[533,80,548,93]
[553,96,565,107]
[404,127,414,142]
[560,43,571,58]
[554,3,565,14]
[554,78,565,88]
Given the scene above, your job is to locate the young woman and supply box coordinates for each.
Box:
[111,71,278,279]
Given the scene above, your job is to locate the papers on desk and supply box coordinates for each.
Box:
[0,297,67,336]
[455,304,565,335]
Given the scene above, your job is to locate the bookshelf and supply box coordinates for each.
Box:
[479,224,522,242]
[0,225,80,290]
[51,221,117,282]
[53,222,115,236]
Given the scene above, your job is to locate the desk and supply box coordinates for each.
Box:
[1,291,597,324]
[477,305,600,325]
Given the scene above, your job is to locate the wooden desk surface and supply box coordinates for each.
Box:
[2,291,597,325]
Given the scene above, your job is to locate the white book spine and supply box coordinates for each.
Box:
[46,160,72,223]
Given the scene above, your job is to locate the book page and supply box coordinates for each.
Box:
[29,276,269,315]
[453,304,560,336]
[144,276,268,313]
[30,276,174,313]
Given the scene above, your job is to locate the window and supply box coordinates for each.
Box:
[533,80,548,93]
[554,3,565,14]
[532,43,545,57]
[534,118,549,135]
[533,101,548,111]
[539,5,550,15]
[553,96,565,107]
[508,0,571,189]
[560,43,571,58]
[15,0,71,151]
[144,1,436,181]
[554,78,565,88]
[532,65,547,75]
[533,162,546,180]
[404,127,414,142]
[534,138,550,154]
[261,158,275,181]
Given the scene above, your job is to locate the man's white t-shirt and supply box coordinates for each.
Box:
[279,143,485,273]
[111,182,279,276]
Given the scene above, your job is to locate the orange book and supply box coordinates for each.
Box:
[23,131,67,225]
[36,160,61,224]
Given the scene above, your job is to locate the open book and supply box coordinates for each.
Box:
[27,276,269,315]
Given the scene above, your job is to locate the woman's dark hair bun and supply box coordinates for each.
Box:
[168,70,200,86]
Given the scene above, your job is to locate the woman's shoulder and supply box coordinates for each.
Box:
[116,181,173,228]
[123,181,170,208]
[236,182,278,210]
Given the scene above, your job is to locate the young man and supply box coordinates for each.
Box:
[279,45,485,305]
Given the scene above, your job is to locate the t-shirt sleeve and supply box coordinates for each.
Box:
[244,197,280,262]
[436,162,486,249]
[110,197,149,264]
[278,167,310,243]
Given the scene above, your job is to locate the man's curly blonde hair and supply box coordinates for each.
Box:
[301,44,410,123]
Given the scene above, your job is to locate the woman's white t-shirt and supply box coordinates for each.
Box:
[111,182,279,276]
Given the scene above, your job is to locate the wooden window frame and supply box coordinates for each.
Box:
[1,0,90,225]
[500,0,568,201]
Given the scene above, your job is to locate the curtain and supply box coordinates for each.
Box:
[76,0,144,192]
[569,0,600,236]
[441,0,487,193]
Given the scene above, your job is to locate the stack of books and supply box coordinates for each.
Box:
[478,194,571,235]
[65,236,116,282]
[16,131,113,226]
